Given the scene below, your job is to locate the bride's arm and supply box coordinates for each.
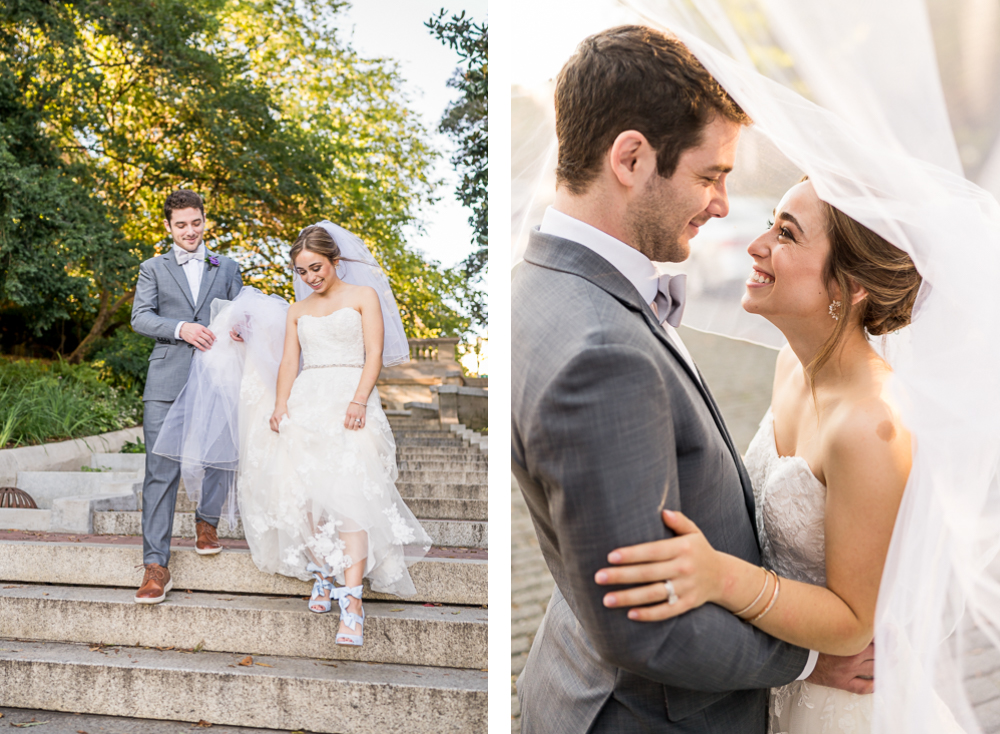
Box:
[344,287,384,431]
[597,400,910,657]
[269,306,301,432]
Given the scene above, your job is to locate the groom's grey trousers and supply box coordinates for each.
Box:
[512,231,810,734]
[131,248,242,567]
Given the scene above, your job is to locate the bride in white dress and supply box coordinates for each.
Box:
[594,179,961,733]
[154,221,431,647]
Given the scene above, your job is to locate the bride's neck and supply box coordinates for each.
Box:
[783,320,872,388]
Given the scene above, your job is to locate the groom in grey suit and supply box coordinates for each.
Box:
[130,189,243,604]
[512,27,871,733]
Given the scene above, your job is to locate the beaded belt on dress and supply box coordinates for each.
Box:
[302,363,364,370]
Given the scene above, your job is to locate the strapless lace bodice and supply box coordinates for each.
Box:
[745,409,873,733]
[298,309,365,367]
[744,408,827,586]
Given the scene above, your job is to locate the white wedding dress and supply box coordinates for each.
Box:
[236,306,432,596]
[745,409,872,734]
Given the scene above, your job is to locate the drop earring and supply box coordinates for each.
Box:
[829,300,842,321]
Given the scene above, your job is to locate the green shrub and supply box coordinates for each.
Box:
[90,328,154,394]
[120,438,145,454]
[0,358,142,448]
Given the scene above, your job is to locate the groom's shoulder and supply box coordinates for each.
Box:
[139,251,170,270]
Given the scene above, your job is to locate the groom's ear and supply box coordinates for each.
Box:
[609,130,657,190]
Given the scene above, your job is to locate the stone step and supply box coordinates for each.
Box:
[92,511,489,549]
[404,497,486,521]
[0,541,486,605]
[392,430,471,439]
[0,639,487,734]
[89,453,146,472]
[0,585,487,669]
[396,446,487,461]
[398,468,487,484]
[396,482,487,501]
[394,437,468,448]
[168,491,484,521]
[14,471,139,508]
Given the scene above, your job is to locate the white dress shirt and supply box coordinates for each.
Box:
[173,243,206,340]
[538,206,818,681]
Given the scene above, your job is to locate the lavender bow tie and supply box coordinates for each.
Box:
[174,246,204,266]
[652,273,687,328]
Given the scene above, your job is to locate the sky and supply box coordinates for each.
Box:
[338,0,488,271]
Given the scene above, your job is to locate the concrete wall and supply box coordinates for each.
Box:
[0,426,143,487]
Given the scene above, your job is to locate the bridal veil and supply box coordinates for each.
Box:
[513,2,1000,731]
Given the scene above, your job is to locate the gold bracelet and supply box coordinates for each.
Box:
[748,570,780,624]
[734,566,770,618]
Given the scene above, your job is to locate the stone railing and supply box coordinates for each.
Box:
[408,337,460,363]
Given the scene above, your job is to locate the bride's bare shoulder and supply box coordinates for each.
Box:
[824,390,912,487]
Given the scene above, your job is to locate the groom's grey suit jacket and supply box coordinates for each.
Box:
[131,248,242,402]
[511,230,809,734]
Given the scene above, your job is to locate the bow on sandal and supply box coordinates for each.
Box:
[332,584,365,646]
[306,562,335,614]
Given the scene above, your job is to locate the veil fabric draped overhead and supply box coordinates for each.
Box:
[513,2,1000,731]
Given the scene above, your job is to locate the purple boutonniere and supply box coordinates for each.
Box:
[207,254,220,271]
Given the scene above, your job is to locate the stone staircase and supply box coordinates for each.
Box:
[0,412,487,733]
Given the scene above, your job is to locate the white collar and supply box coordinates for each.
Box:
[539,207,659,304]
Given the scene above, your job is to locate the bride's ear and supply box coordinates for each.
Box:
[829,277,868,307]
[608,130,657,190]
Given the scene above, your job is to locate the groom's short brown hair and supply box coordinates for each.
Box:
[555,26,749,195]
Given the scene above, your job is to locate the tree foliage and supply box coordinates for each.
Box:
[0,0,467,361]
[426,9,487,326]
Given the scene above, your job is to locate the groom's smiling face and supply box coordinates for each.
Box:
[627,117,742,263]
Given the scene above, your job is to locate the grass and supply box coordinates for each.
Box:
[0,358,142,449]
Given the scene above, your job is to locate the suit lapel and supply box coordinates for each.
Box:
[162,251,196,309]
[525,229,760,543]
[194,249,220,317]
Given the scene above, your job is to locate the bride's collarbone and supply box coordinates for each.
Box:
[296,304,362,321]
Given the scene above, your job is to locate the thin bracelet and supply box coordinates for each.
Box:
[350,401,367,408]
[748,570,781,624]
[734,566,771,618]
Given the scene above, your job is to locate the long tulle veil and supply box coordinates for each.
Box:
[513,2,1000,731]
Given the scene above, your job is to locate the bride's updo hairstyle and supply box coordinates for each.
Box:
[290,225,343,266]
[808,178,923,376]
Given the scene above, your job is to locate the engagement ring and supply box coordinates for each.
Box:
[664,579,679,605]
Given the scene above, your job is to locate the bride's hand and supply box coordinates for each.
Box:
[229,326,243,342]
[595,510,726,622]
[345,401,366,431]
[269,407,288,433]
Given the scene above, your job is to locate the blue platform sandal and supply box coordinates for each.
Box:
[306,562,334,614]
[332,585,365,646]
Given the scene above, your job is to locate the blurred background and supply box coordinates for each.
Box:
[510,0,1000,729]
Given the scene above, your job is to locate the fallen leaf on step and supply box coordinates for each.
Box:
[422,603,434,607]
[254,662,273,667]
[154,646,174,651]
[389,608,404,612]
[193,721,213,727]
[216,598,233,601]
[238,656,253,666]
[185,590,193,594]
[321,663,338,667]
[12,722,49,728]
[451,611,460,615]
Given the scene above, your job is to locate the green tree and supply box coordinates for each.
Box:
[0,0,467,360]
[426,9,487,327]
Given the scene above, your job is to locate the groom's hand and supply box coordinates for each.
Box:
[180,322,216,351]
[807,643,875,694]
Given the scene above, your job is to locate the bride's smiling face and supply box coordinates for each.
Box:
[293,249,340,295]
[742,182,834,327]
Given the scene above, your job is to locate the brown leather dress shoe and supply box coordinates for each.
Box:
[135,563,172,604]
[195,520,223,555]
